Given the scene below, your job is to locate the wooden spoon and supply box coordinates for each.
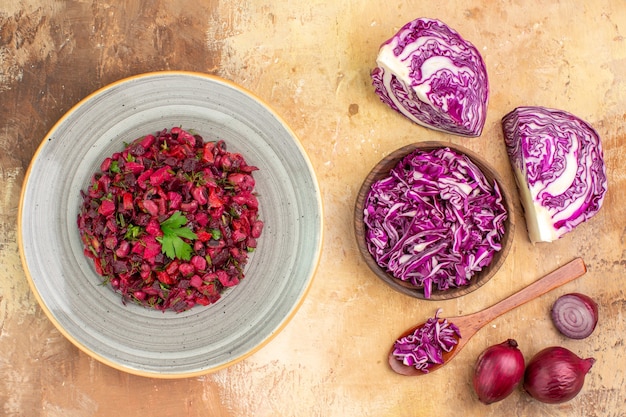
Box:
[389,257,587,376]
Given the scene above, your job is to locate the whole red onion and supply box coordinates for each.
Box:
[524,346,595,404]
[473,339,525,404]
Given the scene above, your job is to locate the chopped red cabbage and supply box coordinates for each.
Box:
[364,147,507,297]
[392,309,461,373]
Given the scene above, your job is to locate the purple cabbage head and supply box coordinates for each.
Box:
[502,106,607,243]
[363,147,508,298]
[371,18,489,137]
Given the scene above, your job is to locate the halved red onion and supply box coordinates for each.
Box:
[551,293,599,339]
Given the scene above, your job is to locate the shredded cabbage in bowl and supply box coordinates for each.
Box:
[363,147,507,298]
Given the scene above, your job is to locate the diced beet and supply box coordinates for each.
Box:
[143,286,159,296]
[156,270,175,285]
[195,211,209,227]
[150,166,173,187]
[100,157,112,172]
[246,236,257,249]
[217,270,239,287]
[106,217,118,234]
[167,191,182,210]
[139,134,156,150]
[145,218,162,236]
[133,290,147,301]
[180,200,198,213]
[193,241,205,253]
[201,142,215,163]
[98,200,116,217]
[137,169,153,189]
[190,255,207,272]
[192,186,208,205]
[189,275,203,288]
[142,236,162,259]
[155,198,166,216]
[104,235,118,250]
[131,242,145,256]
[178,263,195,277]
[251,220,264,239]
[122,192,134,211]
[174,127,196,147]
[228,173,255,190]
[165,260,180,275]
[231,230,247,242]
[142,199,159,217]
[208,189,224,208]
[232,192,258,209]
[196,230,212,242]
[115,240,131,258]
[140,263,152,280]
[125,161,145,175]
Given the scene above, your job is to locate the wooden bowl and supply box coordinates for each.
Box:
[354,141,515,300]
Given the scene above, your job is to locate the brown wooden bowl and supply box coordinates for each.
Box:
[354,141,515,300]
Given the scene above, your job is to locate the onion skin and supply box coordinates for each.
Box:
[473,339,525,404]
[524,346,595,404]
[551,293,599,339]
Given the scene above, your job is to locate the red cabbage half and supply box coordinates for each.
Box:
[363,147,507,298]
[371,18,489,137]
[502,106,607,243]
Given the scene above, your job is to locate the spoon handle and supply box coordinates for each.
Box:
[467,257,587,329]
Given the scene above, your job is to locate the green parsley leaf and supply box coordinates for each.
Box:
[157,211,198,260]
[110,160,120,173]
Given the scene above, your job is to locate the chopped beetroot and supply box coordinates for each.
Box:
[77,127,263,312]
[98,199,116,217]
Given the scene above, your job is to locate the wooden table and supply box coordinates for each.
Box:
[1,1,624,416]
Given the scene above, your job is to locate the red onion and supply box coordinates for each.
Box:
[473,339,525,404]
[524,346,595,404]
[551,293,599,339]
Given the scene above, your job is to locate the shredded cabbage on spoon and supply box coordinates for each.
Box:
[392,309,461,373]
[363,147,507,297]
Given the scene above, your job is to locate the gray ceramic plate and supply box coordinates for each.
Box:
[18,71,323,378]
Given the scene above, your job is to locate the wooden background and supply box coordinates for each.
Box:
[1,1,625,416]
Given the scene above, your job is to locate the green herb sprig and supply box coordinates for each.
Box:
[157,211,198,260]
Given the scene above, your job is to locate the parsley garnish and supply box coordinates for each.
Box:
[157,211,198,260]
[109,160,120,173]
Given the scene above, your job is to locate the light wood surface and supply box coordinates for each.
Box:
[1,1,625,416]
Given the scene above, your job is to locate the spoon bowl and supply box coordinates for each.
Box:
[389,257,587,376]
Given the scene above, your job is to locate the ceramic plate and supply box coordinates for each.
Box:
[18,71,323,378]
